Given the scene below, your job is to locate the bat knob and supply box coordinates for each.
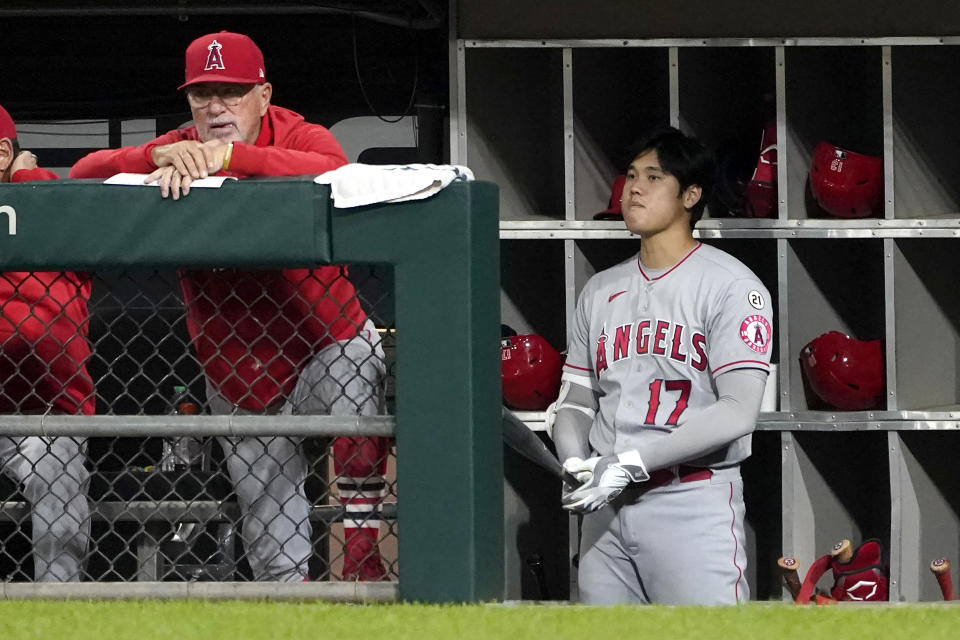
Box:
[831,539,852,562]
[778,556,798,570]
[931,558,951,573]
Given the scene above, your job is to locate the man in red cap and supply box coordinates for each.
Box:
[0,104,94,581]
[71,32,390,582]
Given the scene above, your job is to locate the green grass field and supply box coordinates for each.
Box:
[2,601,959,640]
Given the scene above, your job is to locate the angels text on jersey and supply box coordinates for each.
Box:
[594,318,707,378]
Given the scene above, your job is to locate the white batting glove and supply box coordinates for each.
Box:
[561,450,649,514]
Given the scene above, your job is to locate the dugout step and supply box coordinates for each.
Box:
[89,469,233,502]
[156,521,238,582]
[88,470,236,581]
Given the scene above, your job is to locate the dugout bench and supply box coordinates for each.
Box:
[0,177,501,603]
[0,490,398,582]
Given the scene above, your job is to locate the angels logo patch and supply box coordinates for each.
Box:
[740,315,771,354]
[205,39,226,71]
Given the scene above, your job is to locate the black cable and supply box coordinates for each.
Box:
[351,15,419,124]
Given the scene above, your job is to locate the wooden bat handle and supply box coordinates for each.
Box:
[562,469,583,488]
[777,556,802,600]
[831,539,853,563]
[930,558,955,601]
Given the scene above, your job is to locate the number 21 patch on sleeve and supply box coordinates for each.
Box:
[740,315,772,354]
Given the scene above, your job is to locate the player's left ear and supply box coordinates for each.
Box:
[0,138,13,181]
[256,82,273,117]
[682,184,702,210]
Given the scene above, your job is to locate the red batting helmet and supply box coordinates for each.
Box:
[593,175,626,220]
[744,111,778,218]
[799,331,884,411]
[809,142,883,218]
[501,334,562,410]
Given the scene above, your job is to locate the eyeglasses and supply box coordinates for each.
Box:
[185,84,257,108]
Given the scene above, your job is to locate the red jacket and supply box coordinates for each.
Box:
[71,106,366,409]
[0,168,94,415]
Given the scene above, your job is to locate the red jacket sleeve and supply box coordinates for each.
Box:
[229,120,347,176]
[11,167,60,182]
[69,130,188,178]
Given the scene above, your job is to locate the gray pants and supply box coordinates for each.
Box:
[207,320,385,582]
[0,436,90,581]
[577,466,748,605]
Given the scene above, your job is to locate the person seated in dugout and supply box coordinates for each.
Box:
[0,104,94,582]
[70,31,391,582]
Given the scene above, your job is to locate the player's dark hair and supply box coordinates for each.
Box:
[626,126,715,228]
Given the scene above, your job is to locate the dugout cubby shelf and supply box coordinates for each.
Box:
[781,431,892,589]
[890,432,960,601]
[678,48,776,146]
[892,239,960,411]
[455,35,960,601]
[784,47,884,221]
[891,47,960,219]
[679,47,776,223]
[500,240,567,349]
[571,48,670,221]
[465,48,565,222]
[785,239,886,412]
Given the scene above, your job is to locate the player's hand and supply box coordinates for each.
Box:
[150,140,224,179]
[561,450,649,514]
[9,150,38,175]
[146,165,194,200]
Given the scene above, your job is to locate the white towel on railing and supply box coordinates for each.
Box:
[314,163,474,208]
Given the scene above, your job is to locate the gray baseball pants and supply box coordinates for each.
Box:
[207,320,385,582]
[577,465,748,605]
[0,435,90,581]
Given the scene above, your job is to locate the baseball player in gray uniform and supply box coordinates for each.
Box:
[553,126,772,605]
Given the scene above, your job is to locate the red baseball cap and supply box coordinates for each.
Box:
[179,31,266,90]
[0,104,16,139]
[593,174,626,220]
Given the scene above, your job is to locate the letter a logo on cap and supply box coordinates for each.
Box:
[204,39,225,71]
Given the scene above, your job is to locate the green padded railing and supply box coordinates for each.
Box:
[0,177,503,603]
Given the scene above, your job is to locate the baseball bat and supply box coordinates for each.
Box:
[930,558,955,601]
[831,539,853,563]
[502,406,582,488]
[777,556,802,600]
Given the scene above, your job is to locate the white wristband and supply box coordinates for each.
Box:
[616,449,650,482]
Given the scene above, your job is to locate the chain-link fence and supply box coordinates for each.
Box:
[0,265,397,584]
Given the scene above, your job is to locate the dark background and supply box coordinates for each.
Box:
[458,0,960,38]
[1,2,449,135]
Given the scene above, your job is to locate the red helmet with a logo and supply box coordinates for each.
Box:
[809,142,883,218]
[744,98,778,218]
[501,334,562,410]
[799,331,884,411]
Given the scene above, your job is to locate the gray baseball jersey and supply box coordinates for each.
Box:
[564,242,773,467]
[564,242,773,605]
